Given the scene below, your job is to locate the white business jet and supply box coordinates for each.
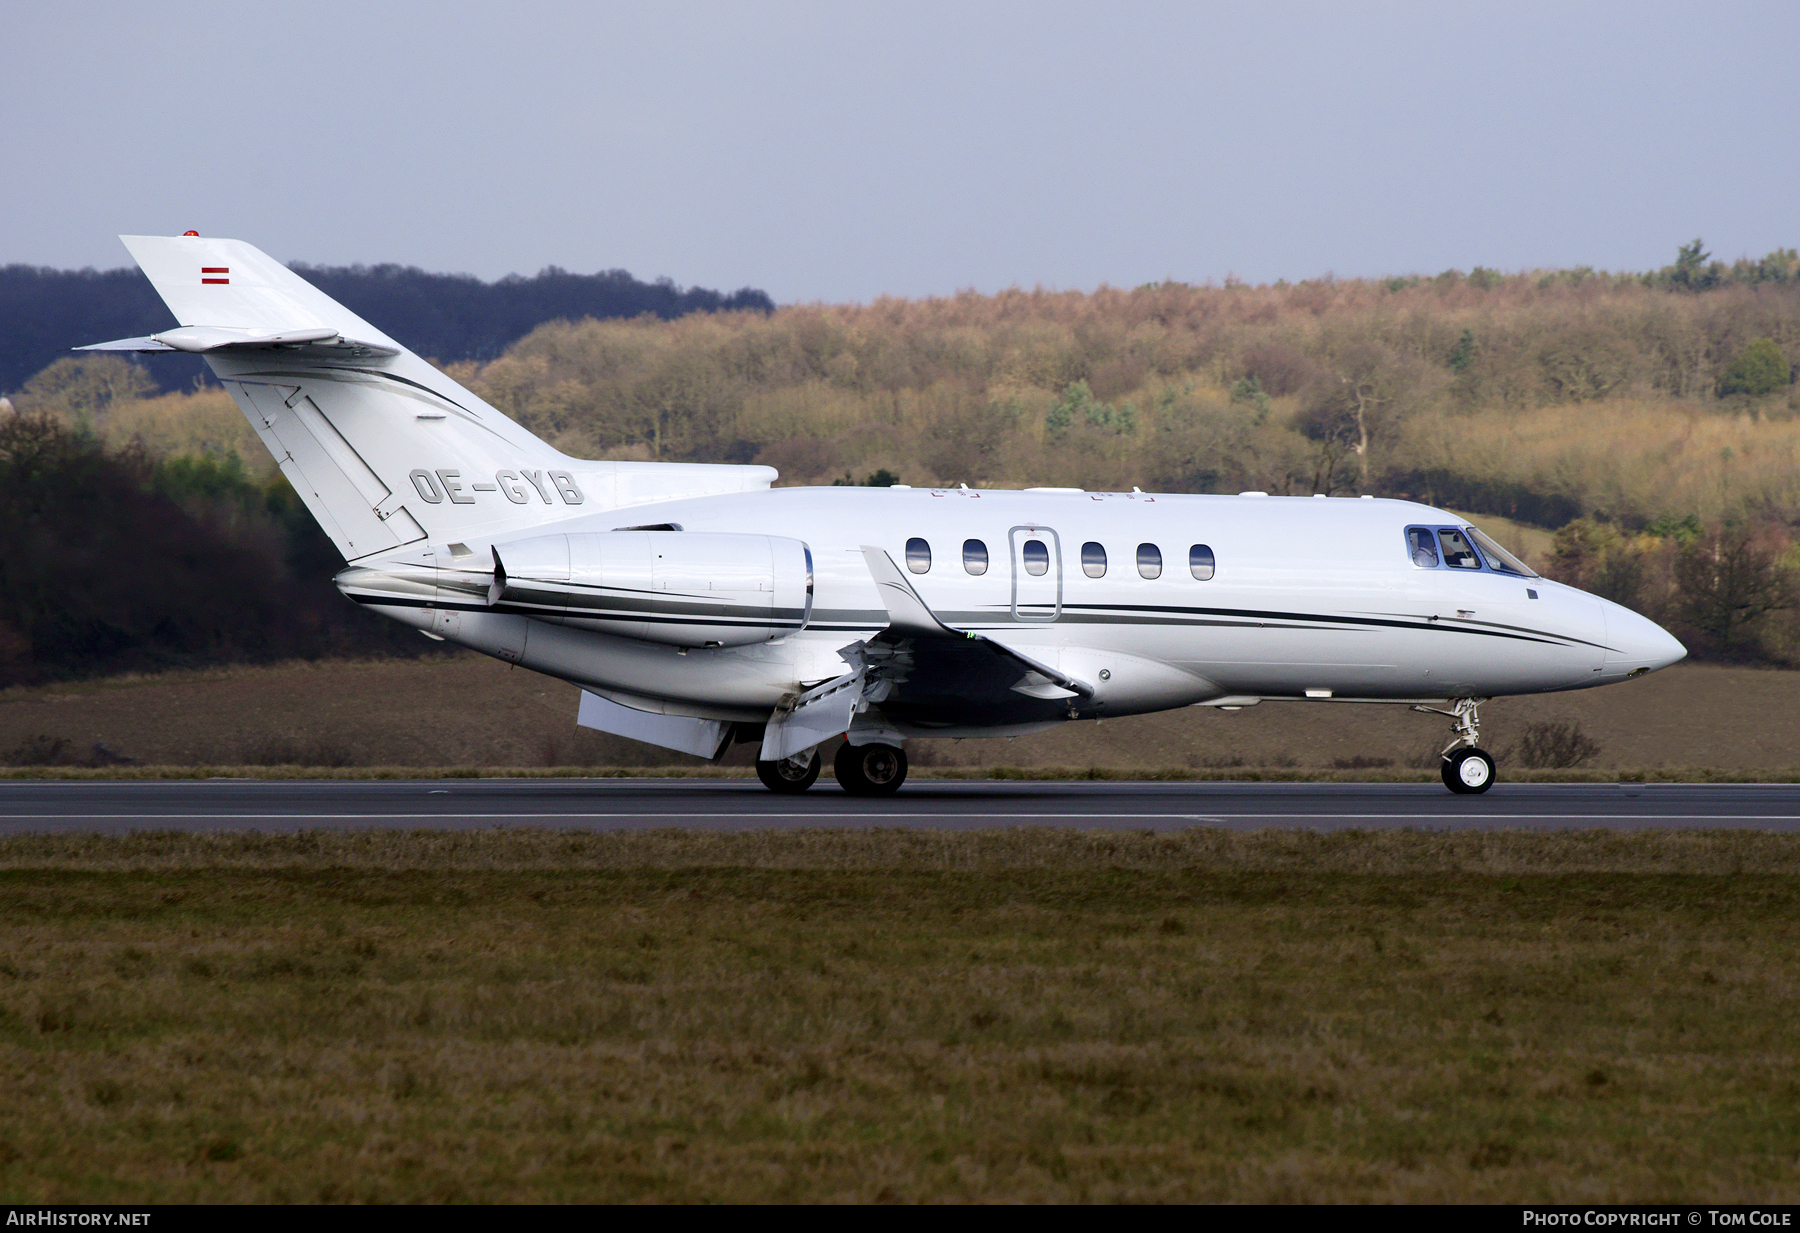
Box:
[80,235,1685,795]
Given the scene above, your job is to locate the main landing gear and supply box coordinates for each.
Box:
[834,741,909,796]
[1413,697,1496,795]
[756,750,820,793]
[754,742,910,795]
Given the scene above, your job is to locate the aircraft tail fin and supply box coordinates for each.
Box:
[96,235,775,561]
[120,234,400,345]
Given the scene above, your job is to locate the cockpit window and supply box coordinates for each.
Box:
[1406,527,1439,568]
[1467,527,1539,578]
[1437,528,1482,569]
[905,537,931,573]
[1407,523,1540,578]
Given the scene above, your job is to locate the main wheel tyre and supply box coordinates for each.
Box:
[1442,747,1496,794]
[834,741,908,796]
[757,751,821,793]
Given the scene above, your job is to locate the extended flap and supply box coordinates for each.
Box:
[577,690,731,760]
[760,671,863,761]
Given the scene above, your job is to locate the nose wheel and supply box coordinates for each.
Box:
[834,741,908,796]
[1441,747,1496,794]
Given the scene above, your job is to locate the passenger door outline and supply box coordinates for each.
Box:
[1008,525,1062,623]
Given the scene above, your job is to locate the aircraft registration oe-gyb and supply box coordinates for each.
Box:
[79,234,1688,795]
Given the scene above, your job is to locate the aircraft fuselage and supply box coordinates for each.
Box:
[338,485,1683,735]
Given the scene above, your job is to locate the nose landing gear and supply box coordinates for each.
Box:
[1413,697,1496,794]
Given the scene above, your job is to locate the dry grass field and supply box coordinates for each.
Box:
[0,827,1797,1202]
[2,654,1798,777]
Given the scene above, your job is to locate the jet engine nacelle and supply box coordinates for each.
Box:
[491,531,813,648]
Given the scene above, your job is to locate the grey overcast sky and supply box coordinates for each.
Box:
[7,1,1796,302]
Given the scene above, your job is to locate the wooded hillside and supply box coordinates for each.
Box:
[468,247,1800,509]
[6,241,1800,684]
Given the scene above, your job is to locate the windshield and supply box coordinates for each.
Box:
[1466,526,1539,578]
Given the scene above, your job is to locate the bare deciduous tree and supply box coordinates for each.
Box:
[1674,525,1795,651]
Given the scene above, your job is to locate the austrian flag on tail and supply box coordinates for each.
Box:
[202,267,228,284]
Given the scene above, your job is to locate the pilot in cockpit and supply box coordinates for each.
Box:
[1408,528,1440,568]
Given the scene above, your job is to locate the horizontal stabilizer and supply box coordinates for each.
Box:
[73,336,177,353]
[76,325,397,357]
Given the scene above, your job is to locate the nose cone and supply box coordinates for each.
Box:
[1600,601,1687,679]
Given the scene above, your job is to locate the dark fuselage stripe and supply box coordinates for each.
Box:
[347,592,1596,648]
[346,591,802,629]
[1044,603,1605,649]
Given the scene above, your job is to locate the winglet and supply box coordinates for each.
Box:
[859,546,958,637]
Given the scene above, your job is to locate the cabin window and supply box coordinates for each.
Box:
[1081,541,1107,578]
[1189,544,1215,580]
[1437,528,1482,570]
[1406,527,1439,568]
[1022,539,1050,576]
[1137,543,1162,579]
[905,537,931,573]
[963,538,989,575]
[1467,527,1539,578]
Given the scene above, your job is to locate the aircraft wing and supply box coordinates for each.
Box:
[760,547,1096,759]
[857,546,1092,695]
[851,547,1097,728]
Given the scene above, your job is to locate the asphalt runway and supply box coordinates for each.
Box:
[2,778,1800,833]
